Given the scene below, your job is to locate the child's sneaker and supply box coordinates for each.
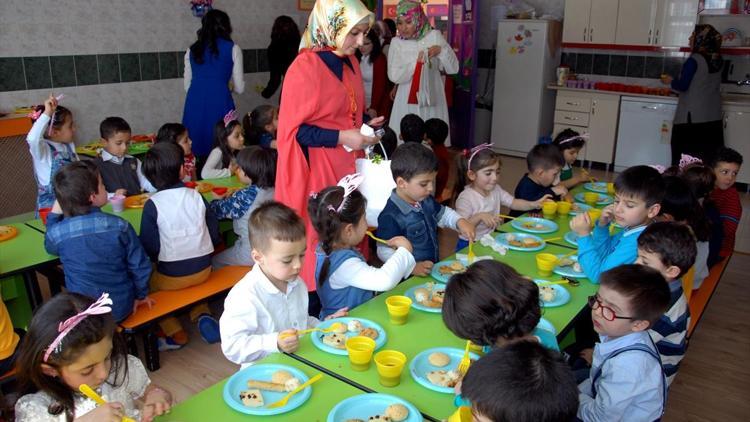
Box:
[157,335,184,352]
[198,314,220,344]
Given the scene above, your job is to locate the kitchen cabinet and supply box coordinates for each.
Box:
[552,92,620,165]
[614,0,698,47]
[723,105,750,184]
[562,0,620,44]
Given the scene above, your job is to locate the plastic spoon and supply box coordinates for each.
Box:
[79,384,136,422]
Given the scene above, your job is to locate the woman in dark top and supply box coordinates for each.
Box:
[662,24,724,166]
[261,16,301,99]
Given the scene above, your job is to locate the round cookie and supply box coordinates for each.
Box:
[413,287,429,303]
[428,351,450,367]
[271,370,294,384]
[385,403,409,421]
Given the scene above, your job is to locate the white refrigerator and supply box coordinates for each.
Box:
[614,96,678,172]
[491,19,561,157]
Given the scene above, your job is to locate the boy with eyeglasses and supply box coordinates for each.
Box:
[577,265,670,422]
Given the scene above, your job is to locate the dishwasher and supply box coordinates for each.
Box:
[614,96,678,172]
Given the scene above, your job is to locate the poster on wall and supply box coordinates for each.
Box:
[298,0,315,11]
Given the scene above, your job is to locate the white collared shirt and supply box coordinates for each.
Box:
[100,150,156,196]
[220,265,319,367]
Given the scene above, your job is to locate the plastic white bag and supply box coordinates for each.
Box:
[355,142,396,227]
[417,50,438,107]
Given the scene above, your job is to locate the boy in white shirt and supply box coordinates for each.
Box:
[220,201,346,366]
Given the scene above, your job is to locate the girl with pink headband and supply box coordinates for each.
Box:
[454,144,553,250]
[14,293,172,422]
[553,128,590,189]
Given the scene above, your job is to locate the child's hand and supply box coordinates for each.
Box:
[579,348,594,366]
[412,261,434,277]
[477,212,500,230]
[387,236,413,253]
[599,205,615,227]
[456,218,475,242]
[43,94,58,117]
[551,185,568,197]
[114,188,127,197]
[229,161,239,175]
[133,297,155,314]
[141,386,172,422]
[325,307,349,320]
[76,401,126,422]
[453,379,463,395]
[570,213,592,236]
[277,329,299,353]
[532,194,554,209]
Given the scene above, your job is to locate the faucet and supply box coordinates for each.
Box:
[738,79,750,86]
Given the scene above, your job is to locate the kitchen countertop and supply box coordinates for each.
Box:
[547,84,750,106]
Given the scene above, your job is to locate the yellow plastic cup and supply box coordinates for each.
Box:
[541,201,558,217]
[583,192,599,206]
[606,182,615,195]
[536,253,558,276]
[587,208,602,227]
[374,350,407,387]
[346,336,376,371]
[448,406,473,422]
[385,296,412,325]
[556,201,572,215]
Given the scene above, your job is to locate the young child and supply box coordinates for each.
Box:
[94,117,156,197]
[709,147,743,261]
[210,146,276,268]
[44,161,152,322]
[553,129,589,189]
[27,94,78,212]
[511,144,568,217]
[571,165,665,283]
[399,113,426,144]
[201,111,244,179]
[659,176,711,289]
[636,221,696,386]
[442,260,559,351]
[577,265,670,422]
[462,342,579,422]
[376,143,474,276]
[455,146,552,250]
[156,123,197,182]
[424,118,450,201]
[309,174,415,318]
[243,105,278,149]
[140,142,221,348]
[15,293,172,422]
[219,202,346,367]
[681,164,723,275]
[0,299,20,375]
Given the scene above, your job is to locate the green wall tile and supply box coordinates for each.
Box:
[176,51,185,78]
[158,52,177,79]
[74,55,99,86]
[140,52,159,81]
[23,57,51,90]
[256,48,269,72]
[51,56,76,87]
[119,53,141,83]
[0,58,26,91]
[98,54,120,84]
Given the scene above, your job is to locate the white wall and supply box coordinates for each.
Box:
[0,0,308,143]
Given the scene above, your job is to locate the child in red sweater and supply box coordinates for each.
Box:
[425,118,451,202]
[709,147,743,260]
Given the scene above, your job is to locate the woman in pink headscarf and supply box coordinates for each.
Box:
[388,0,458,144]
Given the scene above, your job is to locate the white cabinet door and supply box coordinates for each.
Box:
[563,0,592,43]
[588,0,620,44]
[615,0,657,46]
[587,95,620,164]
[724,108,750,184]
[653,0,699,47]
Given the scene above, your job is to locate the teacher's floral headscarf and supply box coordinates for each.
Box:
[397,0,432,40]
[692,24,723,73]
[300,0,374,51]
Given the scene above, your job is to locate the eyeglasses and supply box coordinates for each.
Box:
[587,296,635,321]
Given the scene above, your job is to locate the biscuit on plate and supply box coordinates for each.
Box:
[385,403,409,421]
[239,389,263,407]
[428,352,450,367]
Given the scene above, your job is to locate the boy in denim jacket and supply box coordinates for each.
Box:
[376,143,474,276]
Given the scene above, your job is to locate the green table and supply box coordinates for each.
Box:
[25,176,245,235]
[76,142,151,157]
[290,242,598,421]
[156,353,364,422]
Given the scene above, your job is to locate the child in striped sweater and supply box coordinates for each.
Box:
[709,147,743,261]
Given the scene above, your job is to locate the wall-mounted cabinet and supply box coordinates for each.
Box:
[562,0,620,44]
